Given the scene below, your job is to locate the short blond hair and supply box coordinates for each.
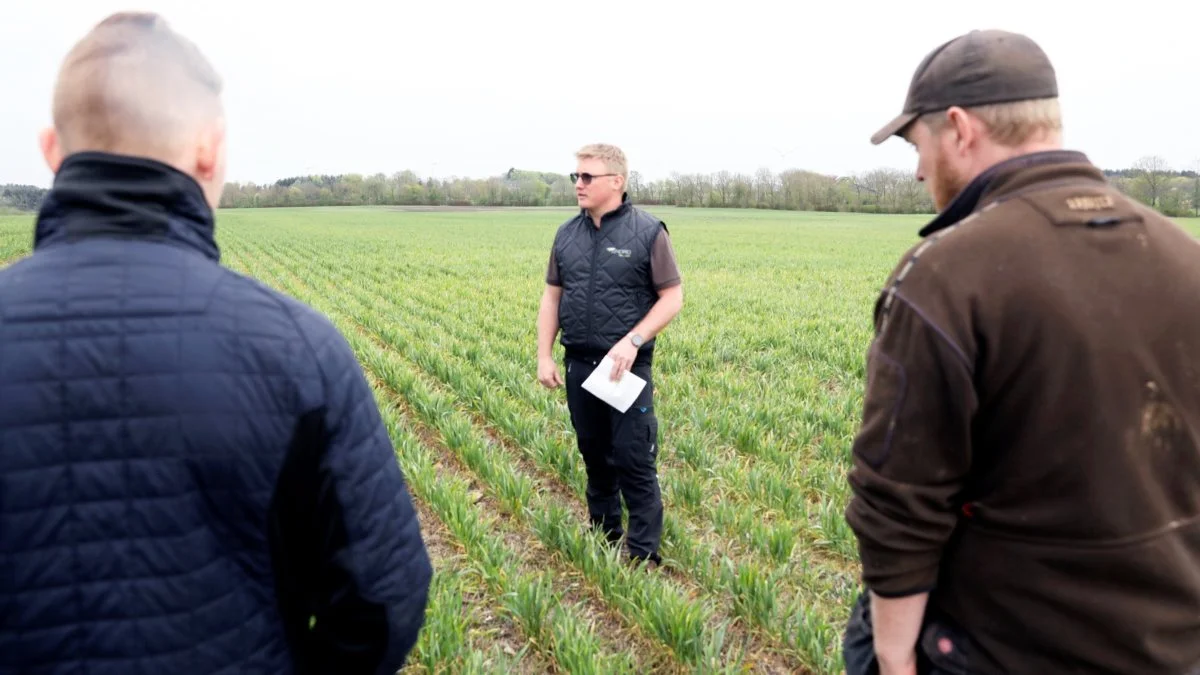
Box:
[575,144,628,179]
[923,97,1062,147]
[52,12,223,157]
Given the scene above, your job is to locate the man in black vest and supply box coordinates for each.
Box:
[536,143,684,568]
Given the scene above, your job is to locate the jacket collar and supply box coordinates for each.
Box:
[34,151,220,261]
[919,150,1099,237]
[580,192,633,226]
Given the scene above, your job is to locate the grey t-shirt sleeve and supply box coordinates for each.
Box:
[650,229,682,290]
[546,248,561,286]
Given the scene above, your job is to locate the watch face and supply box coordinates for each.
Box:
[632,334,644,347]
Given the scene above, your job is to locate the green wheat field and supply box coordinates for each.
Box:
[2,208,1197,674]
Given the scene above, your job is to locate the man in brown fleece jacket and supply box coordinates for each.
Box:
[843,29,1200,675]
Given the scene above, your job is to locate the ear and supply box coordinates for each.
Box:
[945,106,976,154]
[194,117,226,182]
[39,127,64,174]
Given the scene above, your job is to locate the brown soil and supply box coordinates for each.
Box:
[365,368,680,674]
[360,339,808,674]
[403,499,549,674]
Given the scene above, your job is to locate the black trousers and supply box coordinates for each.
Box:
[563,355,664,562]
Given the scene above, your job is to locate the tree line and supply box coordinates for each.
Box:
[0,184,49,213]
[217,155,1200,218]
[4,156,1199,217]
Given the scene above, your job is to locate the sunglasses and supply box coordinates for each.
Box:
[570,172,617,185]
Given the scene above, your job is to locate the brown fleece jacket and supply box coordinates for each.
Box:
[846,150,1200,674]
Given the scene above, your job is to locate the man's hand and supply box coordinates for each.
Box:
[610,285,681,383]
[536,284,563,388]
[607,336,638,382]
[870,591,927,675]
[538,357,563,389]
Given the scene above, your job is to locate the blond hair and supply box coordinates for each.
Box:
[923,97,1062,147]
[575,144,628,179]
[51,12,223,157]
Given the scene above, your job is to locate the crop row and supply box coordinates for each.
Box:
[231,235,849,673]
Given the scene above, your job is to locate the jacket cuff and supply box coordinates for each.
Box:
[856,539,942,597]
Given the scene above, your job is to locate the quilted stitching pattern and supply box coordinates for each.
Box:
[290,303,432,671]
[0,231,427,673]
[553,205,663,353]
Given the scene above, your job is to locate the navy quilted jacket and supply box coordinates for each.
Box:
[0,152,432,674]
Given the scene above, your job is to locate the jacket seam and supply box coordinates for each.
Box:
[966,509,1200,549]
[11,604,268,664]
[1014,192,1056,224]
[7,553,229,593]
[992,176,1112,208]
[272,294,329,407]
[890,291,974,375]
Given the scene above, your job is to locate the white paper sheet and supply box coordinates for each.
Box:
[581,356,647,413]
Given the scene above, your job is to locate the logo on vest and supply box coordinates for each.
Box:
[605,247,632,258]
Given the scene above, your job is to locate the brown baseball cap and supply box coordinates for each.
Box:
[870,29,1058,145]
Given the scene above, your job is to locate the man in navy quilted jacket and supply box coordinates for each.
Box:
[0,12,432,674]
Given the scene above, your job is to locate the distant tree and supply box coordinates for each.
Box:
[1192,160,1200,217]
[1132,155,1171,207]
[754,168,777,209]
[627,170,644,201]
[713,171,733,207]
[0,184,49,211]
[856,168,907,213]
[549,176,574,206]
[363,173,386,205]
[211,157,1187,217]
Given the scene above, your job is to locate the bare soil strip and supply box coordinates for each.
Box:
[366,369,681,675]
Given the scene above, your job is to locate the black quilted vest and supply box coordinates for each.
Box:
[552,196,665,361]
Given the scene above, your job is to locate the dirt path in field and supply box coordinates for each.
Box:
[238,238,815,674]
[354,325,806,675]
[401,498,549,674]
[365,368,682,675]
[349,264,856,582]
[324,281,837,674]
[232,247,596,670]
[233,246,550,672]
[458,398,812,675]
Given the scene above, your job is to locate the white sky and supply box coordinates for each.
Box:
[3,0,1197,187]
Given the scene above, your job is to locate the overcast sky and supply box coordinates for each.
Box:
[3,0,1197,187]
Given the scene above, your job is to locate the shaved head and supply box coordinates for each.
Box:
[41,12,227,207]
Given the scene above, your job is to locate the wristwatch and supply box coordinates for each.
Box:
[629,333,644,348]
